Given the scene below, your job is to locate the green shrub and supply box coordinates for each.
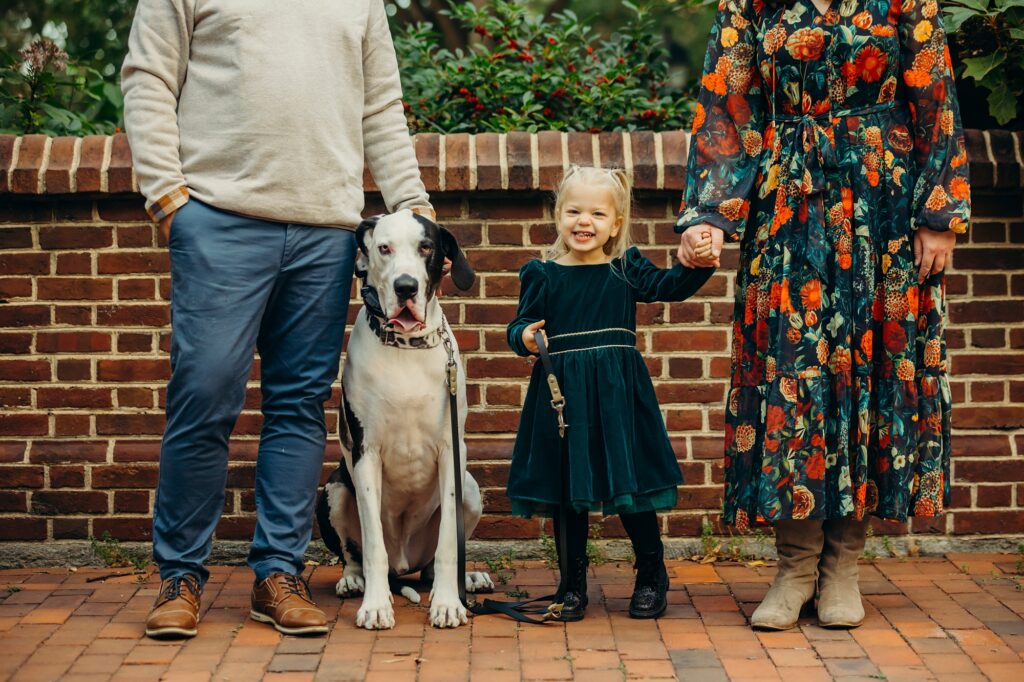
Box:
[395,0,694,133]
[0,37,122,135]
[945,0,1024,125]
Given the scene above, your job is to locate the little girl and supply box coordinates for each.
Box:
[506,166,715,620]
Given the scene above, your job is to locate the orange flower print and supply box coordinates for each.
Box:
[734,508,750,532]
[940,109,954,136]
[896,358,916,381]
[735,424,756,452]
[854,46,887,83]
[764,25,787,54]
[888,125,913,153]
[817,338,829,365]
[806,451,826,480]
[691,103,706,133]
[914,48,938,73]
[903,69,930,88]
[800,280,822,310]
[950,176,970,201]
[866,170,880,187]
[830,347,852,373]
[839,253,852,269]
[841,187,854,217]
[770,205,793,235]
[780,378,798,403]
[914,497,935,516]
[925,185,949,211]
[791,485,815,519]
[913,20,932,43]
[785,28,825,61]
[860,330,873,361]
[922,0,939,18]
[721,27,739,48]
[852,11,873,29]
[924,338,941,367]
[702,71,728,96]
[742,130,763,155]
[719,197,748,221]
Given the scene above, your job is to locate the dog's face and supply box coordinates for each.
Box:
[355,210,474,333]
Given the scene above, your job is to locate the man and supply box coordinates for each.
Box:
[122,0,434,638]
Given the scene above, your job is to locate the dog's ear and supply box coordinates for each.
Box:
[439,225,475,291]
[355,215,380,255]
[354,215,380,279]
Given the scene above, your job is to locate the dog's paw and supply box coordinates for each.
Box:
[466,571,494,594]
[355,596,395,630]
[428,593,468,628]
[335,574,365,598]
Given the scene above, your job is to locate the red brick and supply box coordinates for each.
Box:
[96,359,169,382]
[32,490,108,515]
[661,131,688,190]
[36,332,112,354]
[30,441,108,464]
[0,134,17,193]
[0,517,46,540]
[0,252,50,275]
[96,198,148,222]
[38,388,112,409]
[56,360,91,381]
[107,134,134,193]
[445,133,471,191]
[651,330,727,352]
[49,465,85,488]
[55,253,92,274]
[75,136,107,193]
[954,510,1024,534]
[0,388,31,407]
[53,414,91,436]
[0,465,45,488]
[0,490,27,512]
[53,305,92,325]
[0,359,50,381]
[953,406,1024,429]
[0,226,33,248]
[537,130,564,190]
[43,137,77,194]
[415,133,440,192]
[10,134,47,193]
[37,277,113,301]
[506,131,532,190]
[466,410,520,433]
[0,332,32,354]
[92,465,159,489]
[52,518,88,539]
[114,489,151,513]
[92,516,151,541]
[95,305,170,327]
[38,226,112,250]
[96,414,165,436]
[112,441,162,462]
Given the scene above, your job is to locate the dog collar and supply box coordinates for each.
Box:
[365,310,442,349]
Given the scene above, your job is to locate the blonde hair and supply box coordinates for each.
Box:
[546,165,633,261]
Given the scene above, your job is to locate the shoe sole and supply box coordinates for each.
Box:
[818,618,864,629]
[145,626,197,639]
[750,620,798,631]
[629,602,667,619]
[250,609,329,636]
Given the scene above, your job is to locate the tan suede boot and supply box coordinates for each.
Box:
[750,520,825,630]
[816,516,870,628]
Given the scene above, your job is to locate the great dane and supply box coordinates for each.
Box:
[316,209,493,630]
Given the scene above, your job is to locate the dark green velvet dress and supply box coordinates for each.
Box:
[506,247,714,517]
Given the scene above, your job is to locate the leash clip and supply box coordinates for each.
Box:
[545,375,568,438]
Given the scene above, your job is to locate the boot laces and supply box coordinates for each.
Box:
[162,575,200,601]
[279,574,314,603]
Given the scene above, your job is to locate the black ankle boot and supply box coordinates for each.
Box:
[555,556,589,622]
[629,549,669,619]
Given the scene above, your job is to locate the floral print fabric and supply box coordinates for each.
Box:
[678,0,970,525]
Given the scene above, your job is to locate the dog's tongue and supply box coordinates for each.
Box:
[388,307,423,333]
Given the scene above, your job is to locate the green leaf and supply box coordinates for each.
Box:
[994,0,1024,10]
[987,87,1019,124]
[1010,28,1024,39]
[943,7,977,31]
[961,52,1007,81]
[952,0,991,12]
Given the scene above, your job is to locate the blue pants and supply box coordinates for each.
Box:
[154,199,356,584]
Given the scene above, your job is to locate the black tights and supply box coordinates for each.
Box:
[552,507,663,562]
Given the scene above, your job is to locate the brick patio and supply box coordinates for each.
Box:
[1,554,1022,681]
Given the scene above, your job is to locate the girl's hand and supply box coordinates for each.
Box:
[913,227,957,284]
[678,224,724,268]
[522,319,547,354]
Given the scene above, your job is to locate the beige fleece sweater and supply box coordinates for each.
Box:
[122,0,430,227]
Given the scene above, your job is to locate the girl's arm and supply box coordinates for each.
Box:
[676,0,765,242]
[898,0,970,235]
[507,260,547,357]
[622,248,715,304]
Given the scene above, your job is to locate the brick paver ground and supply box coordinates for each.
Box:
[1,553,1022,681]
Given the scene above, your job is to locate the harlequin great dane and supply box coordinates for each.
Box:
[316,209,493,630]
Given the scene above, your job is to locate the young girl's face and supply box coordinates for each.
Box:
[556,182,623,263]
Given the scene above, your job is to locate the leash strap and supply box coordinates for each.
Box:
[464,331,570,624]
[439,318,468,607]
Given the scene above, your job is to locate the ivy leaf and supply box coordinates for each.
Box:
[994,0,1024,10]
[1010,28,1024,40]
[987,86,1019,125]
[960,53,1007,81]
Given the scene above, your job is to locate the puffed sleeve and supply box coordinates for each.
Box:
[620,247,715,304]
[898,0,971,233]
[507,260,547,357]
[676,0,766,241]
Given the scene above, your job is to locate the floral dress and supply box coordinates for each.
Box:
[677,0,970,526]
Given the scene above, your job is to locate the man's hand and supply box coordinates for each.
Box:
[678,224,725,268]
[522,320,546,354]
[158,211,176,244]
[913,227,957,284]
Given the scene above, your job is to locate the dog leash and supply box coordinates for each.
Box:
[456,331,570,624]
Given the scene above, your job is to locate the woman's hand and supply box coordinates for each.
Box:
[914,227,957,284]
[522,319,547,354]
[678,224,725,268]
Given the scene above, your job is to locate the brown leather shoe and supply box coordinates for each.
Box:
[250,573,328,636]
[145,575,201,638]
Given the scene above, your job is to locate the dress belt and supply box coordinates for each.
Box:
[766,99,899,282]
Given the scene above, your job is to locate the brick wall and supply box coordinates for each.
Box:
[1,130,1023,547]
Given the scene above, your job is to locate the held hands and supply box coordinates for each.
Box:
[522,319,547,354]
[913,228,957,284]
[677,224,725,268]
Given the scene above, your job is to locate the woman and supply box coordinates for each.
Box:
[676,0,970,630]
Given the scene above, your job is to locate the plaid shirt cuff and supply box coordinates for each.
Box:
[146,186,190,223]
